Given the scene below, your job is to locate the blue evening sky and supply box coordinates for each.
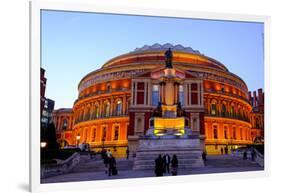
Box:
[41,10,264,109]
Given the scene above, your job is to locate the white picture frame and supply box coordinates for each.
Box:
[30,0,270,192]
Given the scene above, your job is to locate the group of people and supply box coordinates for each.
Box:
[101,149,118,176]
[155,154,179,176]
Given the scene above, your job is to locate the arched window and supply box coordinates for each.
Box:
[95,103,100,118]
[106,83,111,93]
[230,105,234,117]
[85,107,90,120]
[62,119,68,130]
[79,111,83,122]
[213,125,218,139]
[211,102,217,115]
[104,101,110,117]
[222,104,226,116]
[116,100,122,116]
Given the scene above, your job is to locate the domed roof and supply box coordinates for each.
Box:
[133,43,202,55]
[101,43,229,72]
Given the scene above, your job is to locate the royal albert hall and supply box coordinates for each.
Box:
[53,43,264,156]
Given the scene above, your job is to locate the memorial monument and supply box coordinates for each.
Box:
[133,48,205,170]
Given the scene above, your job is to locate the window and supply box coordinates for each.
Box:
[114,126,119,140]
[106,83,111,93]
[211,103,217,115]
[191,83,198,105]
[62,119,68,130]
[102,126,107,140]
[92,128,96,142]
[213,126,218,139]
[179,85,184,105]
[222,104,226,116]
[104,102,110,117]
[240,127,243,140]
[233,127,236,139]
[85,107,90,120]
[230,105,234,117]
[137,82,145,104]
[224,126,228,139]
[152,85,159,106]
[95,104,99,118]
[116,100,122,116]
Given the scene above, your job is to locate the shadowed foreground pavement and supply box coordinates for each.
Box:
[41,155,263,184]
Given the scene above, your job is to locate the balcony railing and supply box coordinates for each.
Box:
[75,88,129,103]
[205,110,250,123]
[74,113,128,124]
[204,89,250,104]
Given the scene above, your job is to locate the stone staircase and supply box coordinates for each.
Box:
[133,149,203,170]
[72,156,134,173]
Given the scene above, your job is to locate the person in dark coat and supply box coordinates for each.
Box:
[224,146,228,155]
[155,154,164,177]
[126,147,130,160]
[221,147,224,155]
[171,154,178,176]
[202,150,207,164]
[243,150,248,160]
[163,154,171,173]
[108,155,117,176]
[251,148,256,161]
[103,150,109,174]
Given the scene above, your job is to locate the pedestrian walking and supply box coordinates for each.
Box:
[108,155,117,176]
[243,150,248,160]
[224,146,228,155]
[155,154,164,177]
[103,152,109,174]
[221,147,224,155]
[106,149,112,158]
[202,150,207,164]
[126,147,130,160]
[251,149,256,161]
[171,154,178,176]
[163,154,171,173]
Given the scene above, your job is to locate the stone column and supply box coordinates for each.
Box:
[122,95,126,115]
[188,83,191,105]
[144,82,147,105]
[197,82,200,106]
[201,82,204,106]
[110,97,114,116]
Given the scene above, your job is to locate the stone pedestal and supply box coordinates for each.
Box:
[133,137,204,170]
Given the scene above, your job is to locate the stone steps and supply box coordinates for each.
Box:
[72,159,134,173]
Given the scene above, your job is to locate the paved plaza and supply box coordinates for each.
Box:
[41,154,263,184]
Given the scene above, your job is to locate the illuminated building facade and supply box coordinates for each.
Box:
[52,43,264,156]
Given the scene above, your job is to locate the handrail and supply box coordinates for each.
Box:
[41,152,80,178]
